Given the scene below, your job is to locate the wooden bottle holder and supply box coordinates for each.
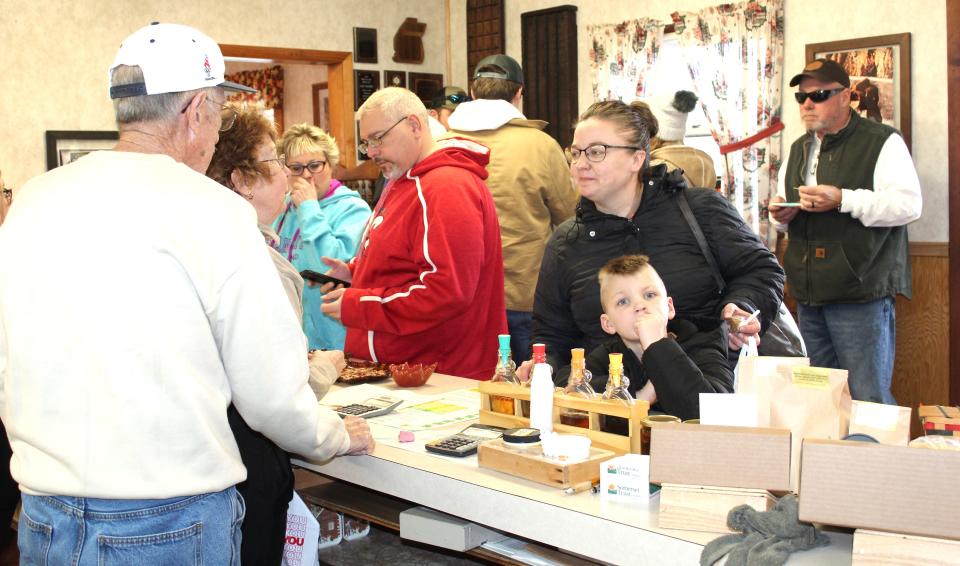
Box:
[852,529,960,565]
[477,381,649,455]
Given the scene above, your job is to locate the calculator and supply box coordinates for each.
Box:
[425,424,506,457]
[335,396,403,419]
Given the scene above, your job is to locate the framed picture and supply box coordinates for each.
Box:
[45,130,118,170]
[312,82,330,131]
[407,72,444,107]
[354,70,381,111]
[353,27,378,64]
[384,70,407,89]
[806,33,911,149]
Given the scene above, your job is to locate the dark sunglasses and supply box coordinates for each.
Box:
[794,88,845,104]
[444,93,471,104]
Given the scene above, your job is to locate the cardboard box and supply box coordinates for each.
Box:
[399,506,505,551]
[649,423,791,493]
[918,404,960,437]
[799,439,960,541]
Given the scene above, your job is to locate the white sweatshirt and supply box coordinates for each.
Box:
[0,151,349,499]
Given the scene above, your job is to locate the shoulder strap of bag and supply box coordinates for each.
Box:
[675,189,725,295]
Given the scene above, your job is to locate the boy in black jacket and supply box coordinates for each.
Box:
[587,255,733,420]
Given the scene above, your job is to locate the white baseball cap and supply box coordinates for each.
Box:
[108,22,256,99]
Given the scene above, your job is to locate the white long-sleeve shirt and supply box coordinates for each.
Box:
[773,132,922,229]
[0,151,349,499]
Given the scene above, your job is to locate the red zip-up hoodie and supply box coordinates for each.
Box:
[341,138,507,380]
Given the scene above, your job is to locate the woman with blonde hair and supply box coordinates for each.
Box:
[274,124,371,350]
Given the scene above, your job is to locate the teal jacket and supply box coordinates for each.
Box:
[272,181,372,349]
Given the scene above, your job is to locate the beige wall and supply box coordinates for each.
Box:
[491,0,947,242]
[1,0,448,191]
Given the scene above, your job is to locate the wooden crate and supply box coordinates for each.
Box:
[477,381,649,455]
[658,483,777,534]
[853,529,960,565]
[477,438,615,489]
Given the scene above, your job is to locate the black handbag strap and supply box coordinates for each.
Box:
[676,189,725,295]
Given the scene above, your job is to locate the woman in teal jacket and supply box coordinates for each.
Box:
[275,124,372,350]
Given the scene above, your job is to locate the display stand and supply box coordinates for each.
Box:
[658,483,777,534]
[477,382,649,454]
[852,529,960,565]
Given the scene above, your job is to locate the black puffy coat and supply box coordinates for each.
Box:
[532,165,784,379]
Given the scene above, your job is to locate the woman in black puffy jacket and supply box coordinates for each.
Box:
[532,100,784,386]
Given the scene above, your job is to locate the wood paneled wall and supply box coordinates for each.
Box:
[893,244,949,437]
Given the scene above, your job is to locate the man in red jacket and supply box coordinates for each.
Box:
[320,87,507,380]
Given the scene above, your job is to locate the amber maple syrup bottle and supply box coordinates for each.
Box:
[600,352,634,435]
[490,334,519,415]
[559,348,594,428]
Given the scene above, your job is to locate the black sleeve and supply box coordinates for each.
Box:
[688,189,784,334]
[532,236,580,385]
[640,326,733,421]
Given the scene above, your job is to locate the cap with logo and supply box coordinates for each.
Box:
[109,22,256,99]
[789,58,850,89]
[431,86,470,111]
[473,54,524,86]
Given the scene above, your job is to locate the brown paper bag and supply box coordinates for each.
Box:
[737,358,851,491]
[848,400,911,446]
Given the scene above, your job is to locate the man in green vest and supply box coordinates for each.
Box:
[769,58,922,404]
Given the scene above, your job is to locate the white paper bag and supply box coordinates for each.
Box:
[732,336,759,392]
[282,492,321,566]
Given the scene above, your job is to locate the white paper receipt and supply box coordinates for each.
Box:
[853,401,900,432]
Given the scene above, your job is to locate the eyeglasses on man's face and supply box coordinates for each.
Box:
[285,159,326,177]
[565,143,641,164]
[358,116,409,156]
[210,99,238,132]
[794,88,845,105]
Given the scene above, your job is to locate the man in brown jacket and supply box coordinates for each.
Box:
[445,54,577,360]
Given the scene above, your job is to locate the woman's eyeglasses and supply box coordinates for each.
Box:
[566,143,641,164]
[286,159,327,176]
[259,154,287,172]
[794,88,845,104]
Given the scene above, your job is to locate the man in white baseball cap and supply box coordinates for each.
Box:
[0,22,373,564]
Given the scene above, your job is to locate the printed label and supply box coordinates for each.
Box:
[791,366,831,390]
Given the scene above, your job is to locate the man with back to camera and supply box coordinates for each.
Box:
[770,58,921,404]
[427,85,469,137]
[319,87,507,380]
[445,53,577,361]
[0,22,372,563]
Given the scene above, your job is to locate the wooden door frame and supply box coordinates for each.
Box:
[219,45,357,167]
[948,1,959,405]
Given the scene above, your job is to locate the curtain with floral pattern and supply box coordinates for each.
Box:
[671,0,785,248]
[225,65,284,109]
[587,19,665,102]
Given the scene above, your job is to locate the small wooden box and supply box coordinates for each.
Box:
[477,438,615,489]
[853,529,960,565]
[477,381,649,455]
[658,483,777,534]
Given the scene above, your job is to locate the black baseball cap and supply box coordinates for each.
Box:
[473,54,524,86]
[789,58,850,88]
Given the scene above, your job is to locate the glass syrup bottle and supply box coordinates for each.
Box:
[600,352,634,435]
[490,334,519,415]
[559,348,595,429]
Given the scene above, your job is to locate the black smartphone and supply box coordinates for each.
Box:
[300,269,351,288]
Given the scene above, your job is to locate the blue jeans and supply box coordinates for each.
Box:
[506,310,533,361]
[19,487,244,565]
[798,297,896,404]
